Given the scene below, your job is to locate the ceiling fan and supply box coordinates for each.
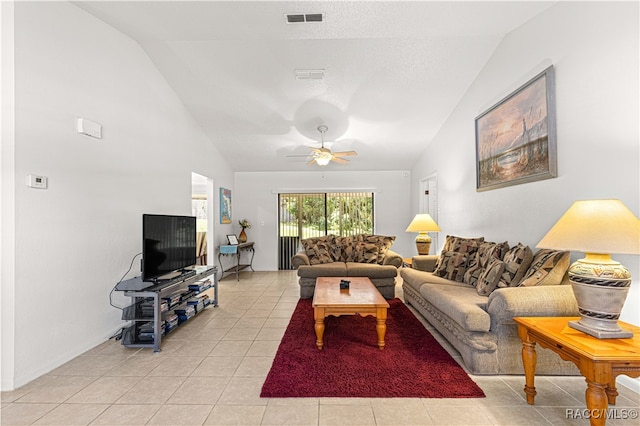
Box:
[297,125,358,166]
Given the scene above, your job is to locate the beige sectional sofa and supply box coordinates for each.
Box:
[292,234,402,299]
[400,236,580,375]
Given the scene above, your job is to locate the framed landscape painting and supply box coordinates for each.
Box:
[475,66,557,192]
[220,187,232,224]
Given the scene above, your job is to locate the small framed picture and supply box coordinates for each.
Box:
[227,234,239,245]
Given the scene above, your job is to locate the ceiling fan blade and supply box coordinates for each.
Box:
[333,151,357,157]
[331,156,349,164]
[306,158,318,165]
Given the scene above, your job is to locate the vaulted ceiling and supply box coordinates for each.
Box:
[75,1,554,172]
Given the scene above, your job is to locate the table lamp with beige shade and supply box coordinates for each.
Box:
[537,199,640,339]
[406,213,441,255]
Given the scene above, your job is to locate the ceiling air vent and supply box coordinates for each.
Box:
[286,13,324,24]
[294,69,325,80]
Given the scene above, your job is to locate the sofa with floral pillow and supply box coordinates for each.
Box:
[400,235,580,375]
[292,234,403,299]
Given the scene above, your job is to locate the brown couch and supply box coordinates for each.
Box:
[400,236,580,375]
[292,234,402,299]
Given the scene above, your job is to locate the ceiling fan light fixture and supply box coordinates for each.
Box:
[315,155,331,166]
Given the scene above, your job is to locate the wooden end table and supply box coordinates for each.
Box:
[514,317,640,426]
[312,277,390,350]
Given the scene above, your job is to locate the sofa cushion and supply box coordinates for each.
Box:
[498,243,533,288]
[476,259,506,296]
[354,242,379,264]
[433,251,469,282]
[297,262,347,278]
[400,268,469,296]
[464,241,509,286]
[346,262,398,279]
[434,235,484,273]
[418,283,491,332]
[520,249,570,286]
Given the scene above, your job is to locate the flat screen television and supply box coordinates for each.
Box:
[142,214,197,282]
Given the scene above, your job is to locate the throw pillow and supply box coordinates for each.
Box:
[519,249,570,287]
[434,235,485,273]
[464,241,509,286]
[498,243,534,288]
[361,235,396,264]
[333,235,355,262]
[433,251,468,282]
[354,242,379,264]
[301,237,334,265]
[476,259,506,296]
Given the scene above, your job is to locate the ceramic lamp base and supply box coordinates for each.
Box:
[415,233,432,255]
[568,254,632,339]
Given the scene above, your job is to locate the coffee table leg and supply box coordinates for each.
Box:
[585,380,608,426]
[376,307,387,350]
[314,307,325,350]
[521,339,537,404]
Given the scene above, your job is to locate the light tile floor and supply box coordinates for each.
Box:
[2,271,639,425]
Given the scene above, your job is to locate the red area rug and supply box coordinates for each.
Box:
[261,298,485,398]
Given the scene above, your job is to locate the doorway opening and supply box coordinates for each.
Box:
[419,173,439,254]
[191,172,215,266]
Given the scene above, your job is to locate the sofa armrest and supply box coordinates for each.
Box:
[291,251,311,269]
[411,255,439,272]
[487,285,578,325]
[382,250,403,268]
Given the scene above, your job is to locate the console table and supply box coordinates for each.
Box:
[514,317,640,426]
[218,242,255,281]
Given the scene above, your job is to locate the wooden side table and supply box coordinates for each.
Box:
[514,317,640,426]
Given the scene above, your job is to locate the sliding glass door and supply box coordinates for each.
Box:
[278,192,374,269]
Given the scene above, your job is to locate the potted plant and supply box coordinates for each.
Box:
[238,219,251,243]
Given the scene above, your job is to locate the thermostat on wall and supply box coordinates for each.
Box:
[27,174,48,189]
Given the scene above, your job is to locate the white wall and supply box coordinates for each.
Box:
[1,1,234,390]
[233,171,412,271]
[410,2,639,390]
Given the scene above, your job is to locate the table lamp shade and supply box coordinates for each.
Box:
[537,199,640,339]
[406,214,441,255]
[537,199,640,255]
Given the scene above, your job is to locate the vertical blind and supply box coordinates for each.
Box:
[278,192,374,269]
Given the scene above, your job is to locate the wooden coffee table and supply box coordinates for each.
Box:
[312,276,390,350]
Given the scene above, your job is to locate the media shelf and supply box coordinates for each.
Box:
[115,265,218,352]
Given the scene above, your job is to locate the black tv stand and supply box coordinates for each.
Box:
[115,265,218,352]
